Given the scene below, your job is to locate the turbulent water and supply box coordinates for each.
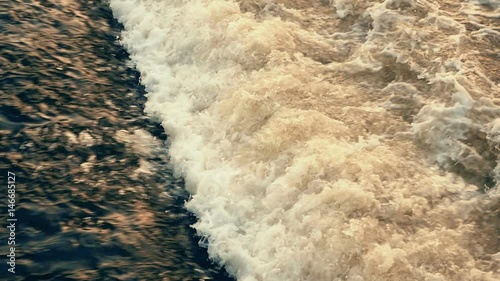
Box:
[110,0,500,280]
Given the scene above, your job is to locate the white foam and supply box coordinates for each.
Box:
[110,0,500,280]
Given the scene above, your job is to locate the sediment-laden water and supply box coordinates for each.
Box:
[0,1,233,280]
[110,0,500,280]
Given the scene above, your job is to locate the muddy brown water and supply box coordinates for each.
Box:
[0,0,235,280]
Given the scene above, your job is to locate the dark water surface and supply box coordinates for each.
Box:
[0,0,234,280]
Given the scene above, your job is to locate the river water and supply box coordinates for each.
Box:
[0,0,233,280]
[1,0,499,281]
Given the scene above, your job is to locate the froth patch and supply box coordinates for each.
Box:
[111,0,500,280]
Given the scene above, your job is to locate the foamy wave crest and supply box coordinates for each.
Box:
[110,0,499,280]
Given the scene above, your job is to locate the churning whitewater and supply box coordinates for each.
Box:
[110,0,499,280]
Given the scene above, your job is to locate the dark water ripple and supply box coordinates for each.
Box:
[0,0,234,280]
